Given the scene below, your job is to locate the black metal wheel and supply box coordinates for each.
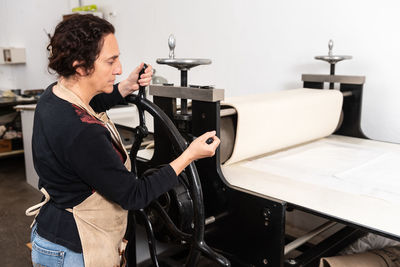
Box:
[125,93,230,267]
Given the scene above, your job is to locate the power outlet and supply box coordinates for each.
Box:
[0,47,26,64]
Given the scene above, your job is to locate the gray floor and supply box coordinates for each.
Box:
[0,156,41,267]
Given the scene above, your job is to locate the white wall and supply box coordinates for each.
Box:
[1,0,400,143]
[0,0,73,88]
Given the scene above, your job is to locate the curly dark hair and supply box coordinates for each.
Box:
[47,14,115,78]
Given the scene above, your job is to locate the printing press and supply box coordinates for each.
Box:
[119,37,400,267]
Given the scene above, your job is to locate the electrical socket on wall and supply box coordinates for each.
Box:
[0,47,26,64]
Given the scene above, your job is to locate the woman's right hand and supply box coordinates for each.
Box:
[169,131,220,175]
[186,131,220,161]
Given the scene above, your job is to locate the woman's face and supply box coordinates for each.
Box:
[87,33,122,94]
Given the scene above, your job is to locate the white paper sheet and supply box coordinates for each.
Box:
[241,138,400,204]
[335,152,400,203]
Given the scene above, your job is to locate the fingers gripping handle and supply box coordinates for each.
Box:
[136,63,148,127]
[138,63,148,98]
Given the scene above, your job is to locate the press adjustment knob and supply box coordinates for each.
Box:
[328,39,333,57]
[168,34,176,59]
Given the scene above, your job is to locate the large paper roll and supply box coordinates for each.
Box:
[222,88,343,165]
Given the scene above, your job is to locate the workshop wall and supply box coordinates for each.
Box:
[0,0,71,89]
[0,0,399,143]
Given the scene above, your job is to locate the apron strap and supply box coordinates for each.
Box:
[55,83,127,156]
[25,187,51,228]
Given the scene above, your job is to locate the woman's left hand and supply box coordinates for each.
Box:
[118,63,153,97]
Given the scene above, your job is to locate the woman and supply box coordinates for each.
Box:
[26,14,220,267]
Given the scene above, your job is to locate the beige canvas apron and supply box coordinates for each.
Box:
[26,82,132,267]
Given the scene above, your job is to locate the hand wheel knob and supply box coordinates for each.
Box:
[206,137,214,144]
[168,34,176,59]
[328,39,334,57]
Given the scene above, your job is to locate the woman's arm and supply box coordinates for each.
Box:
[89,84,125,112]
[68,125,178,210]
[68,127,219,210]
[89,63,153,112]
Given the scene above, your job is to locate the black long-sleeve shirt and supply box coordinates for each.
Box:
[33,83,178,252]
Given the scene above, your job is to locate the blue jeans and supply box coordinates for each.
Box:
[31,223,84,267]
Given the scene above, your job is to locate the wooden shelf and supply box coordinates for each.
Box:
[0,149,24,158]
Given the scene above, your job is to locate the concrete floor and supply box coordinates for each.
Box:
[0,155,41,267]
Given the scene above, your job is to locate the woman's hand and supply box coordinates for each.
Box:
[186,131,220,161]
[118,63,153,97]
[169,131,220,175]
